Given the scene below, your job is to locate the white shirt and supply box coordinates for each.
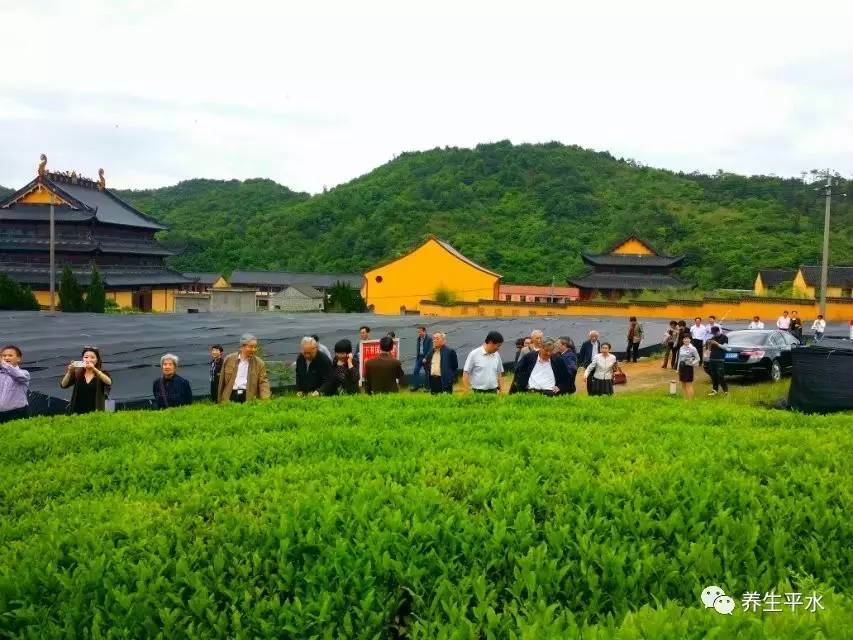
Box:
[528,358,556,390]
[233,356,250,390]
[812,319,826,332]
[586,353,617,380]
[689,324,708,340]
[748,321,764,329]
[463,346,503,390]
[777,316,791,329]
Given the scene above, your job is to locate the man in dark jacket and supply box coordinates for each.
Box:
[365,336,405,394]
[511,337,572,396]
[423,331,458,394]
[295,336,332,396]
[410,325,432,391]
[577,331,601,368]
[555,337,578,394]
[209,344,224,402]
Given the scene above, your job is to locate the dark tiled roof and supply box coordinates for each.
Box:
[284,285,325,299]
[98,241,174,256]
[567,272,688,290]
[0,177,165,230]
[582,253,684,267]
[0,263,193,287]
[0,237,98,252]
[56,182,165,230]
[799,265,853,288]
[183,272,224,285]
[0,236,173,256]
[758,268,796,287]
[229,271,363,288]
[0,204,95,223]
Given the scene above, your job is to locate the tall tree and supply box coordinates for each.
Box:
[58,266,84,312]
[0,274,40,310]
[85,265,106,313]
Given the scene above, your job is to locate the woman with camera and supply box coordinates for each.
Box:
[60,347,112,414]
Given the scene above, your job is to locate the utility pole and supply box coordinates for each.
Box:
[49,192,56,312]
[818,171,832,317]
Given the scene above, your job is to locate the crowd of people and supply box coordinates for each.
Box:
[0,310,828,422]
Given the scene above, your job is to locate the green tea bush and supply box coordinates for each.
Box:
[1,395,851,638]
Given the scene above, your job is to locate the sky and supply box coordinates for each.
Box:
[1,0,851,193]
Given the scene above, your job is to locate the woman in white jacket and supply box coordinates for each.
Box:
[676,335,701,400]
[584,342,619,396]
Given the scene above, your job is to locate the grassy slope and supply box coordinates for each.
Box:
[116,143,853,289]
[1,394,851,638]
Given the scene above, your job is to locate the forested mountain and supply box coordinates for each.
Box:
[0,186,12,198]
[63,142,853,289]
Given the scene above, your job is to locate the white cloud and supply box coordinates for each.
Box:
[0,0,851,191]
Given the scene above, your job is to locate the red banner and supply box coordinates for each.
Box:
[359,339,400,380]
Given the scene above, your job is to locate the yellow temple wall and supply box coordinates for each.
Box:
[107,291,134,308]
[612,239,654,255]
[420,296,853,323]
[16,186,70,205]
[792,270,842,299]
[34,288,175,311]
[151,289,176,312]
[363,239,499,314]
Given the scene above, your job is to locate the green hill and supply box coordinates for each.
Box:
[2,394,852,637]
[109,141,850,289]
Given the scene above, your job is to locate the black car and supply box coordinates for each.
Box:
[703,329,799,382]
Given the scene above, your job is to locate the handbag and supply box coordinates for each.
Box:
[613,366,627,385]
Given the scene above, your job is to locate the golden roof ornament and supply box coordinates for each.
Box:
[37,154,47,182]
[98,168,105,191]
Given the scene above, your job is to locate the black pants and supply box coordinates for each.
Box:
[429,376,452,394]
[709,361,728,392]
[0,406,28,423]
[626,342,640,362]
[691,339,704,362]
[663,344,678,369]
[230,390,246,403]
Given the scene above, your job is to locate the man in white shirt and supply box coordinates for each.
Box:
[776,311,791,330]
[689,317,708,359]
[512,338,570,396]
[748,316,765,329]
[812,314,826,342]
[462,331,504,393]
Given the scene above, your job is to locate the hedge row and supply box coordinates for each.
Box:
[1,395,851,638]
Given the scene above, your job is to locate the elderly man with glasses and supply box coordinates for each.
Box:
[218,333,271,403]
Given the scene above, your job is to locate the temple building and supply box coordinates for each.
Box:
[0,155,193,311]
[363,235,501,314]
[567,235,688,300]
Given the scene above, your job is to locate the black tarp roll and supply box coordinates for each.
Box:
[788,340,853,414]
